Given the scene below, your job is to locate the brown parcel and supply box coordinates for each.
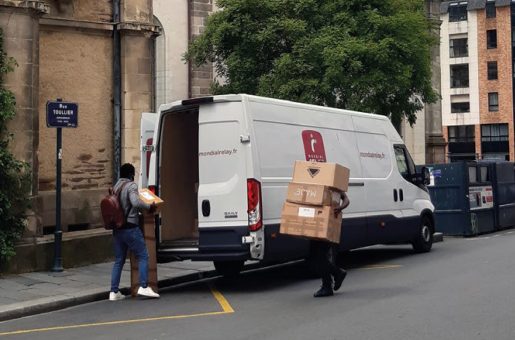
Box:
[286,183,341,206]
[139,188,164,207]
[280,202,342,244]
[292,160,350,192]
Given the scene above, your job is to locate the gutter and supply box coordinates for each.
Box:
[113,0,122,181]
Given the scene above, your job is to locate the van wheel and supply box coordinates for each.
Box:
[214,260,244,277]
[412,216,433,253]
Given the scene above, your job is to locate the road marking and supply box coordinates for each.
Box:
[0,286,234,337]
[210,284,234,313]
[360,264,402,270]
[466,231,515,240]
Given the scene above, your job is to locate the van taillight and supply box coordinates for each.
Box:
[146,138,153,181]
[247,179,262,231]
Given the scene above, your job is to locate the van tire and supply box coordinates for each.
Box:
[214,260,244,277]
[412,216,433,253]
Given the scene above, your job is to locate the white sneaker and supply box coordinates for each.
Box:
[137,286,160,298]
[109,291,126,301]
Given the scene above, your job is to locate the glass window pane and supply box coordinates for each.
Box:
[486,2,496,18]
[394,147,408,177]
[480,167,489,182]
[487,30,497,49]
[488,93,499,111]
[449,4,468,22]
[451,64,469,88]
[469,166,477,183]
[487,61,498,80]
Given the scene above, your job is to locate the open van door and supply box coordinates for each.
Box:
[140,112,157,188]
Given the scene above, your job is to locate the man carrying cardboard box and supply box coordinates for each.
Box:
[108,163,160,301]
[312,191,349,297]
[279,160,350,297]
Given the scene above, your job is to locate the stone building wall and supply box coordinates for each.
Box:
[1,0,158,237]
[1,0,49,236]
[190,0,213,98]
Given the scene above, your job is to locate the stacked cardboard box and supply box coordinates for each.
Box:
[280,161,350,243]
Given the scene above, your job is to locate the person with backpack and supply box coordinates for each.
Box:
[109,163,159,301]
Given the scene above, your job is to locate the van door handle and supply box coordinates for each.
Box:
[202,200,211,217]
[399,189,404,202]
[393,189,398,202]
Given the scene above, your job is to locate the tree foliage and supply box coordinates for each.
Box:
[0,28,31,263]
[186,0,439,126]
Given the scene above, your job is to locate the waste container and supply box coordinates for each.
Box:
[488,161,515,230]
[427,161,496,236]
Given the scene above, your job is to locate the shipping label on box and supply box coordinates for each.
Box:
[279,202,342,244]
[286,182,341,206]
[292,161,350,192]
[139,189,164,206]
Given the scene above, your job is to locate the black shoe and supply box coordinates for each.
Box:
[314,286,334,297]
[334,269,347,291]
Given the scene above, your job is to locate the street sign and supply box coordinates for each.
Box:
[46,101,78,128]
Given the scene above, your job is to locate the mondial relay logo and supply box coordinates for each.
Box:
[302,130,327,163]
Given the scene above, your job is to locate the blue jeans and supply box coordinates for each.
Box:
[110,227,149,292]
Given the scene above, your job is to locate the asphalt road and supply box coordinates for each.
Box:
[2,230,515,340]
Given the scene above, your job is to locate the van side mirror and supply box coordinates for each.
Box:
[413,166,431,186]
[422,167,430,186]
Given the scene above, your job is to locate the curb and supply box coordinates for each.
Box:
[0,269,219,322]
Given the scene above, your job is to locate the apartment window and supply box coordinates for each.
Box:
[450,64,469,88]
[481,124,509,160]
[450,38,468,58]
[487,30,497,49]
[448,125,475,143]
[481,124,508,142]
[449,3,468,22]
[451,102,470,113]
[488,92,499,111]
[487,61,498,80]
[486,1,496,18]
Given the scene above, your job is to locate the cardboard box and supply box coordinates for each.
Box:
[279,202,342,243]
[292,161,350,192]
[139,188,164,206]
[286,183,341,206]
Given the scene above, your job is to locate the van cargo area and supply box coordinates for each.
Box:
[158,109,199,248]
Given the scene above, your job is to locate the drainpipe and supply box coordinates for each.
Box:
[187,0,192,98]
[113,0,122,181]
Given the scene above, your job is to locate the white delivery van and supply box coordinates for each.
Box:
[140,94,435,275]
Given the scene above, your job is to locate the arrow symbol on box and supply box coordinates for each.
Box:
[307,168,320,178]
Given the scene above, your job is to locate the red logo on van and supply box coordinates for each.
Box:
[302,130,326,162]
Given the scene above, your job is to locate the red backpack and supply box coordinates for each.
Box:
[100,182,130,230]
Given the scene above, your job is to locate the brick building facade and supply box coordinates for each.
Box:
[440,0,514,161]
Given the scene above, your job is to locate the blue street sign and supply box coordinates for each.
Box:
[46,101,78,128]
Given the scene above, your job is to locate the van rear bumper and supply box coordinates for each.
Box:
[157,225,250,263]
[157,250,249,262]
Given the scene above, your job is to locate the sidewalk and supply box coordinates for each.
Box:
[0,260,217,322]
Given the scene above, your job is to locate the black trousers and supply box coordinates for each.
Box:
[311,240,340,288]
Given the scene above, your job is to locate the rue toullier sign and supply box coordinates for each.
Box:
[46,99,78,272]
[46,100,78,128]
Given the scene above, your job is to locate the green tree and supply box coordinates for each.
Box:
[186,0,438,127]
[0,28,31,264]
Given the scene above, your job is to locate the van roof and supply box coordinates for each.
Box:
[158,94,391,123]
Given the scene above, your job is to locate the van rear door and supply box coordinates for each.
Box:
[197,101,250,256]
[140,112,157,188]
